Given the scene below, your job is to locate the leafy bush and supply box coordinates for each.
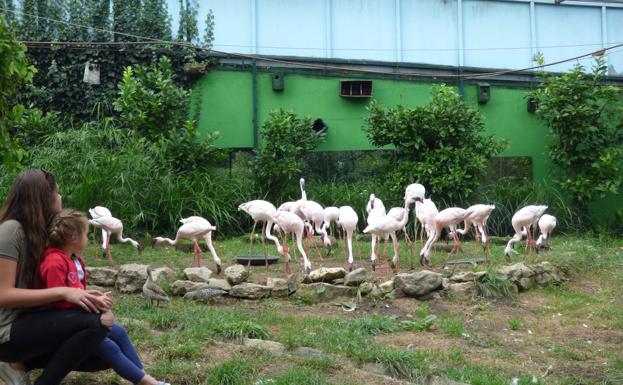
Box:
[253,109,326,202]
[475,269,515,299]
[365,84,507,203]
[530,57,623,225]
[213,320,270,342]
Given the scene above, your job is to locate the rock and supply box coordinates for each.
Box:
[518,277,537,291]
[172,280,209,296]
[361,362,389,377]
[225,264,249,285]
[359,281,375,295]
[448,281,476,299]
[86,267,118,287]
[266,277,288,297]
[206,278,232,291]
[344,268,367,286]
[151,266,177,282]
[425,374,470,385]
[532,261,555,274]
[115,264,148,293]
[379,279,394,293]
[497,263,535,282]
[229,283,271,299]
[184,267,213,282]
[298,283,354,301]
[450,271,486,282]
[292,346,331,359]
[394,270,443,298]
[183,288,227,302]
[308,267,346,283]
[442,278,451,290]
[244,338,286,355]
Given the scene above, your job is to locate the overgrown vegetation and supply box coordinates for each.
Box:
[531,57,623,226]
[365,84,507,203]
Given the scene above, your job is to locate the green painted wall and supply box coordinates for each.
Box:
[191,69,622,223]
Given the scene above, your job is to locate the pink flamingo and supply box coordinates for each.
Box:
[504,205,548,258]
[152,219,215,268]
[271,210,312,275]
[179,216,222,274]
[419,207,468,266]
[336,205,359,271]
[536,214,557,251]
[89,216,142,266]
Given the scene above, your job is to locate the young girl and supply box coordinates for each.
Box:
[40,209,171,385]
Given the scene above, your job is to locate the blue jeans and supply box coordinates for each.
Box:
[96,324,144,384]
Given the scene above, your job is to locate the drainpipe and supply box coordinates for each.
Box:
[252,58,258,149]
[457,0,465,99]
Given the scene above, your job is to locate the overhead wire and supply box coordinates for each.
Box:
[1,5,621,80]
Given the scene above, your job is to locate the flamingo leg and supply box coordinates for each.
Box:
[281,234,291,276]
[260,222,268,258]
[248,221,258,255]
[105,234,114,266]
[92,229,100,261]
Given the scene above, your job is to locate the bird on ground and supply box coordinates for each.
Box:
[419,207,468,266]
[404,183,426,243]
[179,216,222,274]
[88,206,112,258]
[364,198,412,273]
[366,194,388,270]
[238,199,282,260]
[322,206,341,238]
[271,210,312,275]
[88,216,142,266]
[387,205,412,245]
[536,214,557,251]
[143,265,170,307]
[152,219,215,267]
[297,179,331,253]
[456,204,496,260]
[504,205,548,258]
[337,205,359,271]
[415,198,438,244]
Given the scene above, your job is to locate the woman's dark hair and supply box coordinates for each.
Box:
[0,169,58,288]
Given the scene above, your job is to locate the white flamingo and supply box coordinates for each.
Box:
[504,205,548,258]
[297,179,331,252]
[456,204,496,260]
[363,198,412,273]
[420,207,468,266]
[271,210,312,274]
[415,198,438,243]
[337,205,359,271]
[88,206,112,258]
[366,194,387,270]
[403,183,426,242]
[238,199,281,261]
[88,216,142,266]
[179,216,222,274]
[322,206,341,238]
[152,219,216,268]
[536,214,557,251]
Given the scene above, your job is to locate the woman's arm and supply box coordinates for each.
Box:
[0,258,111,312]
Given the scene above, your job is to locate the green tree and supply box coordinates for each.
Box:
[0,0,17,31]
[62,0,92,40]
[202,8,214,50]
[141,0,171,40]
[365,84,506,203]
[92,0,111,41]
[0,17,34,170]
[177,0,198,43]
[253,109,326,202]
[530,57,623,224]
[112,0,140,41]
[18,0,38,40]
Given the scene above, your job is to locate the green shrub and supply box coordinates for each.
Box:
[213,320,270,342]
[475,269,515,299]
[208,358,252,385]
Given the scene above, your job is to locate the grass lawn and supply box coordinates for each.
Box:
[61,232,623,385]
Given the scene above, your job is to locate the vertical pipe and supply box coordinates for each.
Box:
[251,0,257,54]
[395,0,402,63]
[602,6,609,66]
[252,59,258,149]
[530,1,537,65]
[457,0,464,98]
[325,0,332,58]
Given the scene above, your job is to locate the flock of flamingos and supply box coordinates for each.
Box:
[86,179,558,277]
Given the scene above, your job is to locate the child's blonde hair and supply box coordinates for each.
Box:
[48,209,89,248]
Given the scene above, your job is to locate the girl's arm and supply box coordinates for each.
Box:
[0,258,111,312]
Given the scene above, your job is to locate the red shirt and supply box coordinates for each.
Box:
[39,247,87,309]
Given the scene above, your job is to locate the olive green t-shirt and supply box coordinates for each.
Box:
[0,219,25,344]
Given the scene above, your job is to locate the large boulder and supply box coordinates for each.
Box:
[450,271,486,283]
[172,280,210,296]
[447,281,476,299]
[206,278,232,292]
[308,267,346,283]
[86,267,118,287]
[151,266,177,282]
[225,264,249,285]
[298,283,354,301]
[379,279,394,293]
[344,268,367,286]
[266,277,289,297]
[394,270,443,298]
[184,267,213,282]
[115,264,148,293]
[497,263,535,282]
[229,283,271,299]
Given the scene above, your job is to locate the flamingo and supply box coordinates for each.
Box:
[152,219,216,267]
[504,205,548,258]
[238,199,282,263]
[271,210,312,274]
[88,206,112,258]
[456,204,496,260]
[363,198,412,273]
[88,216,142,266]
[366,194,387,270]
[419,207,468,266]
[336,205,359,271]
[387,205,412,244]
[297,179,331,252]
[415,198,439,243]
[404,183,426,243]
[322,206,341,238]
[179,216,222,274]
[536,214,557,251]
